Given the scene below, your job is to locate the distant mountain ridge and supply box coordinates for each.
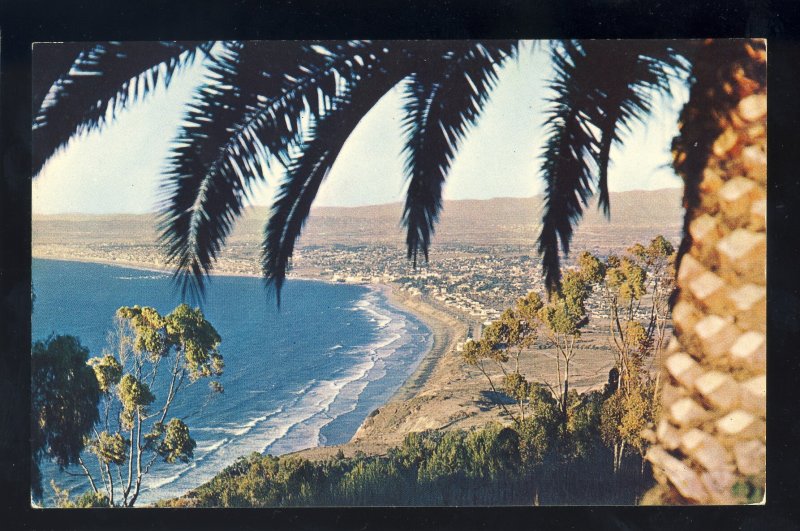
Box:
[33,188,684,249]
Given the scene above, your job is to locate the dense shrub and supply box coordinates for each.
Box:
[162,403,654,507]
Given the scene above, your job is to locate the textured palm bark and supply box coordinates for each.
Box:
[643,39,767,505]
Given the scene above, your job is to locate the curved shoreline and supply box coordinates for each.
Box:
[32,255,469,456]
[33,255,461,408]
[376,285,462,403]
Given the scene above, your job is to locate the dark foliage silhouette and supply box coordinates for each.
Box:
[32,40,689,298]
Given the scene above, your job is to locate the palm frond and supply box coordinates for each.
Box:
[236,40,396,168]
[32,41,211,177]
[401,41,518,266]
[584,40,691,217]
[32,42,97,111]
[160,41,397,298]
[537,40,690,294]
[537,41,601,294]
[158,41,304,299]
[262,65,409,304]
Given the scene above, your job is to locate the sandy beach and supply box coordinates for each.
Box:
[32,253,512,454]
[33,252,618,463]
[292,285,515,460]
[293,282,629,461]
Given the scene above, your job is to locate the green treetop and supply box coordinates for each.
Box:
[31,335,101,501]
[35,304,225,507]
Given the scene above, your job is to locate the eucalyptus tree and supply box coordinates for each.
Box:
[462,329,520,425]
[535,269,593,431]
[32,39,766,504]
[31,335,102,501]
[627,235,676,360]
[74,304,223,507]
[579,247,650,396]
[462,278,593,436]
[579,239,675,476]
[462,302,539,425]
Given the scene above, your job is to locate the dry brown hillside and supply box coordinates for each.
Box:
[34,188,683,251]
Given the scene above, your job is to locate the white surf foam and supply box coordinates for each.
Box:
[138,285,430,505]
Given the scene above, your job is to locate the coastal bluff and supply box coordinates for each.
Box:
[290,288,621,462]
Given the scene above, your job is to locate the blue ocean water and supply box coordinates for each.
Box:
[32,259,432,505]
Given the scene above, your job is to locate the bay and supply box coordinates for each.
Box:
[32,259,432,506]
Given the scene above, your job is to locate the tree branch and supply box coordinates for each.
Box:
[76,456,98,495]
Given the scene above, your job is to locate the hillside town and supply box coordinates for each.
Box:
[293,243,655,325]
[34,235,656,339]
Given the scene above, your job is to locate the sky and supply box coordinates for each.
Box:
[32,42,689,215]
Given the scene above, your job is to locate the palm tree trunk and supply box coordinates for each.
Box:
[645,39,766,504]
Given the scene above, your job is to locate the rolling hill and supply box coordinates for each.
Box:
[33,188,684,251]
